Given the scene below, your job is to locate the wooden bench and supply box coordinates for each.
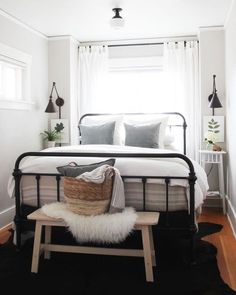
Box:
[27,209,159,282]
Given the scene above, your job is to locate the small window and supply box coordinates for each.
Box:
[0,42,32,110]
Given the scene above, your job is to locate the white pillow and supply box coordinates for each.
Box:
[163,133,175,146]
[122,115,169,149]
[81,115,123,145]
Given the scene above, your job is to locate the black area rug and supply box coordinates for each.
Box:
[0,222,235,295]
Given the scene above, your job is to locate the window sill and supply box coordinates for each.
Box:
[0,99,34,110]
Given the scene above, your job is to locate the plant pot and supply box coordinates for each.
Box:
[205,142,213,151]
[47,141,56,148]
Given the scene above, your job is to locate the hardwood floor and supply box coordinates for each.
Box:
[0,224,12,245]
[0,208,235,290]
[198,207,236,291]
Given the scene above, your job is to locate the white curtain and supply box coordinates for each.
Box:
[78,45,108,115]
[163,41,200,161]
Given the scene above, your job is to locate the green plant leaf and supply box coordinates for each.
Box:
[55,122,64,133]
[41,130,60,141]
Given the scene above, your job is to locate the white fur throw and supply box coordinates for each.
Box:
[41,202,137,244]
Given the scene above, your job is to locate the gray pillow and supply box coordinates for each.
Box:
[124,122,161,148]
[79,121,116,145]
[57,158,116,177]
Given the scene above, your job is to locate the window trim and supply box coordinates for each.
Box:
[0,42,32,110]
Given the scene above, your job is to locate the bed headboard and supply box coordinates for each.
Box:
[78,112,187,155]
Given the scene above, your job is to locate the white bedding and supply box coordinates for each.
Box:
[8,145,209,211]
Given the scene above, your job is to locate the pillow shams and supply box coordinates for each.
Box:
[123,115,169,148]
[124,122,161,148]
[79,121,116,145]
[57,158,116,177]
[81,115,123,145]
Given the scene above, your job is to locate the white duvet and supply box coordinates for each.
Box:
[8,144,209,209]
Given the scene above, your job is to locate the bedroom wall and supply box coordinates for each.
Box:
[225,0,236,234]
[0,13,48,228]
[48,36,79,145]
[199,27,226,194]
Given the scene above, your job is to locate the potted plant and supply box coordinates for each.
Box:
[41,130,60,148]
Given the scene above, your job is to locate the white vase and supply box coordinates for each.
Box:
[47,141,56,148]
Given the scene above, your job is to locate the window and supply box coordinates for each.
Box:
[105,68,166,113]
[0,42,32,110]
[99,55,169,113]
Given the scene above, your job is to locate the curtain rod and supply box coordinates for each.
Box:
[79,36,198,48]
[108,42,163,47]
[78,42,163,48]
[108,40,200,48]
[78,40,199,49]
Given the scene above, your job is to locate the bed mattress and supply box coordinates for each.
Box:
[8,145,209,212]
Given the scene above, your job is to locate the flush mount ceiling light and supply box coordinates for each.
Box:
[110,8,124,29]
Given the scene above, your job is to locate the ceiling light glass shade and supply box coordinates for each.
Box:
[110,8,124,29]
[110,17,125,28]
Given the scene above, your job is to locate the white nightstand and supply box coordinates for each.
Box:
[199,150,226,214]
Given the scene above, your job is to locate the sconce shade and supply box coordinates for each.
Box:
[208,92,222,109]
[208,74,222,116]
[45,98,56,113]
[45,82,64,118]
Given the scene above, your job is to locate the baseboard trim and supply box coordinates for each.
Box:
[0,205,15,229]
[225,195,236,239]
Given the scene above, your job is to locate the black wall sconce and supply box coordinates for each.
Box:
[45,82,64,119]
[208,75,222,116]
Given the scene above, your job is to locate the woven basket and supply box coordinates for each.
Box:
[63,170,114,216]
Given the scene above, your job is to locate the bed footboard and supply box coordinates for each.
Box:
[13,151,197,261]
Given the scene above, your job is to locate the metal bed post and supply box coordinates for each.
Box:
[13,167,22,250]
[189,169,197,263]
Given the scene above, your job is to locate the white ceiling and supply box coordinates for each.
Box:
[0,0,232,42]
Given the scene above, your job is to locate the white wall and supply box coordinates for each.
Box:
[0,13,48,227]
[48,38,71,122]
[225,0,236,233]
[48,36,79,144]
[199,28,226,192]
[199,28,225,119]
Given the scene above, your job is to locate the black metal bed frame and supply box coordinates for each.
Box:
[13,112,197,260]
[79,112,187,155]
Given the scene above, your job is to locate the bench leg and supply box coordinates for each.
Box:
[148,226,156,267]
[44,225,51,260]
[31,222,42,273]
[141,226,154,282]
